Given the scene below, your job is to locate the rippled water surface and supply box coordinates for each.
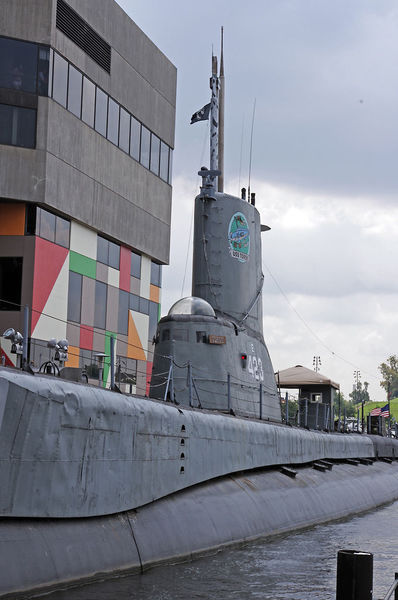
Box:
[37,501,398,599]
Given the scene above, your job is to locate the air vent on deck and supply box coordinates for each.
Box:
[56,0,111,73]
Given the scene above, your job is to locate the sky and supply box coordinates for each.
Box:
[118,0,398,402]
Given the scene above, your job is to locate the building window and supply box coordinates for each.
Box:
[130,117,141,161]
[150,134,160,175]
[140,125,150,169]
[95,87,107,136]
[82,76,95,127]
[36,207,70,248]
[107,98,119,145]
[97,235,120,269]
[151,261,162,287]
[149,301,159,340]
[131,251,141,279]
[0,36,42,94]
[38,46,50,96]
[52,52,68,107]
[119,107,130,153]
[48,50,173,184]
[94,280,107,329]
[160,141,169,182]
[118,289,129,335]
[67,64,82,118]
[129,293,139,312]
[139,297,149,315]
[0,257,22,311]
[67,271,82,323]
[0,104,36,149]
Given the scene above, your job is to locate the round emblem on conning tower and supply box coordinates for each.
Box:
[228,212,250,263]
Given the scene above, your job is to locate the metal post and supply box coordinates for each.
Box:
[227,373,231,411]
[285,391,289,424]
[305,399,308,428]
[361,401,364,434]
[357,408,359,433]
[315,402,319,430]
[259,382,263,420]
[338,394,341,432]
[336,549,373,600]
[188,362,193,407]
[22,304,29,368]
[343,408,346,432]
[110,335,115,390]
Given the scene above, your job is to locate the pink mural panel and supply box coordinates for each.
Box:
[31,238,69,332]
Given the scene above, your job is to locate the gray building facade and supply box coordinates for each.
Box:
[0,0,176,394]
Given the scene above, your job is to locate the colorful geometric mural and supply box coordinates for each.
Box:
[0,205,161,396]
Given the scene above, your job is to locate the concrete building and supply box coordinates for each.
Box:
[0,0,176,393]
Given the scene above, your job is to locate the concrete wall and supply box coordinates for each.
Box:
[0,0,176,264]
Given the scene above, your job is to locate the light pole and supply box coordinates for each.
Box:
[313,356,321,373]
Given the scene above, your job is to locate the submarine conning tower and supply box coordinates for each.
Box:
[150,49,281,421]
[192,173,265,338]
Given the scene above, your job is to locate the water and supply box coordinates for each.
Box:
[36,501,398,600]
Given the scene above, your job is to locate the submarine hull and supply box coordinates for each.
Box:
[2,459,398,597]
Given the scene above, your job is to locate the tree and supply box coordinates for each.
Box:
[335,391,356,418]
[379,355,398,399]
[349,380,370,405]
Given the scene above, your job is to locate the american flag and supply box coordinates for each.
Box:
[380,404,390,418]
[370,404,389,417]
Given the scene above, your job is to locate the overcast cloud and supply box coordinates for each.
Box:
[118,0,398,401]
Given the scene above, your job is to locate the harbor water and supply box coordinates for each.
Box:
[34,500,398,600]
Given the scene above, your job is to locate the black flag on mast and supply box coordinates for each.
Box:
[190,102,211,124]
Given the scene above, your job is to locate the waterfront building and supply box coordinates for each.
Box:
[0,0,176,394]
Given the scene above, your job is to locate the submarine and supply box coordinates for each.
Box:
[1,50,398,598]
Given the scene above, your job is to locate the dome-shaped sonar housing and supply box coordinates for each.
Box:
[168,296,215,317]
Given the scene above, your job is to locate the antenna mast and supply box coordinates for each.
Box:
[218,27,225,192]
[210,54,219,177]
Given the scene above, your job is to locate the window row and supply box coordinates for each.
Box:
[0,104,36,149]
[0,35,50,95]
[51,50,173,184]
[26,205,70,248]
[67,273,159,338]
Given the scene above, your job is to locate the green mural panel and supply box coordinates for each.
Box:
[103,330,117,388]
[69,251,96,279]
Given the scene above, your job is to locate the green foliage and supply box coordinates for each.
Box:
[335,391,357,418]
[349,380,370,405]
[379,355,398,399]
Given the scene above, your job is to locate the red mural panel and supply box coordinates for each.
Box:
[119,246,131,292]
[31,238,69,332]
[146,361,153,397]
[80,325,94,350]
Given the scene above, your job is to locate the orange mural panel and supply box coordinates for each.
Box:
[127,312,146,360]
[65,345,80,368]
[150,284,160,303]
[0,203,25,235]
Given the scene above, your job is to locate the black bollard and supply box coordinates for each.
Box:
[336,549,373,600]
